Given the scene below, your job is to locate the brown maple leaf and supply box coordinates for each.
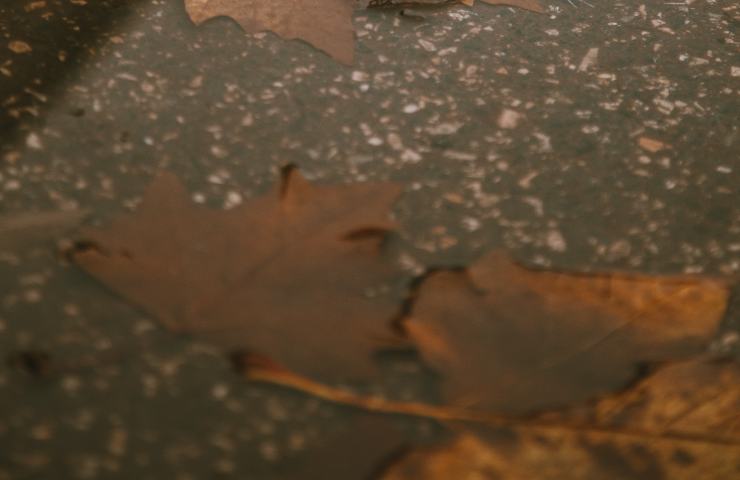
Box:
[72,166,407,381]
[378,358,740,479]
[184,0,544,64]
[403,250,729,414]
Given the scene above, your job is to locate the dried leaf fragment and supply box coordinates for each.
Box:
[8,40,33,54]
[405,250,729,413]
[559,357,740,442]
[381,430,740,480]
[72,167,407,381]
[379,359,740,480]
[638,136,670,153]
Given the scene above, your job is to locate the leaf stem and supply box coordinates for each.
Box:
[244,366,740,447]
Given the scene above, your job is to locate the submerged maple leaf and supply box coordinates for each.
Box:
[404,251,729,414]
[185,0,356,63]
[72,167,407,381]
[379,358,740,479]
[184,0,544,63]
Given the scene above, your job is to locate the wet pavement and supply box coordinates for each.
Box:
[1,0,739,478]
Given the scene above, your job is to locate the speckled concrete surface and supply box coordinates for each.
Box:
[1,0,739,478]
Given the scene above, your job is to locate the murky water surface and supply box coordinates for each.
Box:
[1,1,738,478]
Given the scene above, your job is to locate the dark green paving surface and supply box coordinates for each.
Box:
[1,0,739,478]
